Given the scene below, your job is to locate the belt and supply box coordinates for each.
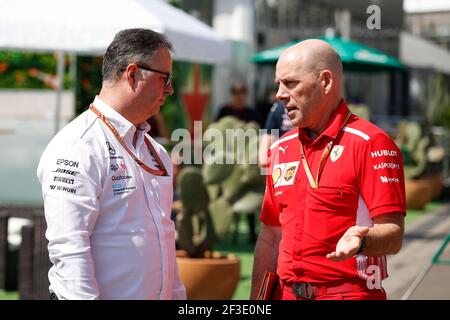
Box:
[285,280,374,299]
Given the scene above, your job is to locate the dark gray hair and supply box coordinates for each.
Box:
[102,28,173,82]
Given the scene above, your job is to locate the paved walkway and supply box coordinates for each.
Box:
[383,202,450,300]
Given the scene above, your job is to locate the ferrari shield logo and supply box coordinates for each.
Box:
[330,145,344,162]
[272,167,282,186]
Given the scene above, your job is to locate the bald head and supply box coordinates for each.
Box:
[279,39,343,93]
[275,39,344,136]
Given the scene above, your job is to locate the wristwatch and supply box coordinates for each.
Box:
[356,236,367,254]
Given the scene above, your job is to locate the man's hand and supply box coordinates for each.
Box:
[326,226,369,262]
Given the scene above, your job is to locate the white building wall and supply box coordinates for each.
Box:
[212,0,256,114]
[0,89,75,205]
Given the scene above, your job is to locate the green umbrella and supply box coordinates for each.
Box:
[251,35,405,72]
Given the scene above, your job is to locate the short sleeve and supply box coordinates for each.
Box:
[358,133,406,219]
[260,148,282,226]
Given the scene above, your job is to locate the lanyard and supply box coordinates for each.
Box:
[299,110,351,189]
[90,104,168,176]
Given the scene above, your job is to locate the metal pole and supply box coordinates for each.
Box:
[401,233,450,299]
[69,53,77,117]
[54,51,64,135]
[400,261,433,300]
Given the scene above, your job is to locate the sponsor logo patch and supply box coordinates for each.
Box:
[279,145,289,155]
[371,150,398,158]
[280,162,299,186]
[380,176,399,183]
[49,185,77,194]
[53,176,75,185]
[330,145,344,162]
[284,166,297,182]
[106,141,116,156]
[118,163,127,170]
[272,168,282,186]
[274,191,283,197]
[112,185,136,196]
[56,159,79,168]
[112,183,123,190]
[52,168,80,176]
[112,175,132,181]
[373,162,400,170]
[272,161,300,188]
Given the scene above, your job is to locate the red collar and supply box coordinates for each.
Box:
[298,99,350,144]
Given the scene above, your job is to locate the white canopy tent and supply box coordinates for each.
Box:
[404,0,450,14]
[0,0,230,63]
[400,31,450,74]
[0,0,231,132]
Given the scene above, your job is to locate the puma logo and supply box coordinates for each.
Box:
[279,145,288,155]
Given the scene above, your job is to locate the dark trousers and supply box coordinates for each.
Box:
[232,213,257,244]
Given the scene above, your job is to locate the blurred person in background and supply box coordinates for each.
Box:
[258,86,294,168]
[147,113,170,143]
[215,80,261,243]
[215,80,261,124]
[37,28,186,300]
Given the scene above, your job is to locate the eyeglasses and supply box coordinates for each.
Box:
[136,64,173,88]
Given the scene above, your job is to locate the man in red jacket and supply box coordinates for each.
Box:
[250,39,405,300]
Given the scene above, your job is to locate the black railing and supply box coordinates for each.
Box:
[0,206,51,300]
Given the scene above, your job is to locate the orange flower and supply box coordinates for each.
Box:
[81,63,91,72]
[0,62,8,73]
[44,75,58,89]
[82,78,91,90]
[29,68,40,77]
[15,71,26,83]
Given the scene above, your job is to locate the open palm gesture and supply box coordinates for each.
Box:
[326,226,369,262]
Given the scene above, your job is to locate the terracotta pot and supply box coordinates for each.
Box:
[424,174,444,199]
[176,250,240,300]
[405,178,435,210]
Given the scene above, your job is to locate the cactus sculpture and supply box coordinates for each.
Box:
[428,73,450,127]
[176,116,265,258]
[396,120,445,179]
[397,121,428,179]
[396,120,447,209]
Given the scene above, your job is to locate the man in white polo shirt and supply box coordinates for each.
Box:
[37,28,186,300]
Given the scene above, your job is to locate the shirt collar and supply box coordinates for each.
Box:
[298,99,349,144]
[92,96,151,140]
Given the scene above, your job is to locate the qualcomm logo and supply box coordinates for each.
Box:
[380,176,399,183]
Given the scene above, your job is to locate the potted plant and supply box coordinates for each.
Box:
[174,116,264,300]
[396,121,445,209]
